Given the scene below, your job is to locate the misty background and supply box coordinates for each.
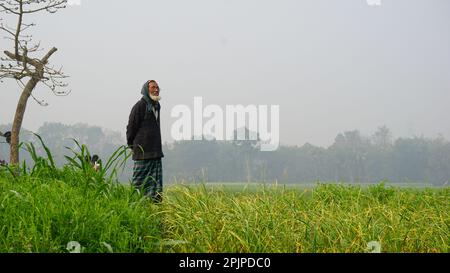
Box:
[1,0,449,184]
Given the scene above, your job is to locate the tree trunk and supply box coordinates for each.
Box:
[9,77,39,166]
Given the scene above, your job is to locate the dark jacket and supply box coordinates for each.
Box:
[126,98,164,160]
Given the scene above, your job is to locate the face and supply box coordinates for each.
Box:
[148,81,160,97]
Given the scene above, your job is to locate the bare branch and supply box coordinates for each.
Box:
[0,2,20,15]
[23,1,67,14]
[20,22,35,32]
[4,50,41,68]
[14,0,23,57]
[41,46,57,64]
[0,22,16,37]
[30,92,49,106]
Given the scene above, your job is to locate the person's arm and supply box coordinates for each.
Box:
[126,102,143,147]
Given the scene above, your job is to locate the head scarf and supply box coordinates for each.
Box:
[140,80,161,113]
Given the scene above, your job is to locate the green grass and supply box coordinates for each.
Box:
[0,171,448,253]
[0,139,448,253]
[0,174,163,253]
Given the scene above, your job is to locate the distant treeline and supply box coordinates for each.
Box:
[1,123,449,185]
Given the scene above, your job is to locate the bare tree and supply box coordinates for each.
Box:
[0,0,69,166]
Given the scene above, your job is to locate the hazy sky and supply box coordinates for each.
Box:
[1,0,449,147]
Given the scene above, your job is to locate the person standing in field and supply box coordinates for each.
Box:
[126,80,164,203]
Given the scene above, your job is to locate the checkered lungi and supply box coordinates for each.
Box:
[132,158,163,202]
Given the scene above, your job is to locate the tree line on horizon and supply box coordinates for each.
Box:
[1,123,449,186]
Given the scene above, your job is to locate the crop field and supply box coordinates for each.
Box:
[0,170,448,253]
[0,141,447,253]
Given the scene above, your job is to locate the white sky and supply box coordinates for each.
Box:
[1,0,449,147]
